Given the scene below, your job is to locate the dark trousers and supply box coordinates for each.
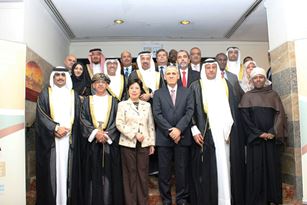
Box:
[121,143,149,205]
[158,146,190,204]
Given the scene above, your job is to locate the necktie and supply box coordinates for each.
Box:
[182,71,187,87]
[124,67,129,77]
[221,71,225,79]
[160,66,164,76]
[170,89,176,106]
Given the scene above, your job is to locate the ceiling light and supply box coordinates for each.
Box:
[180,20,191,25]
[114,19,124,24]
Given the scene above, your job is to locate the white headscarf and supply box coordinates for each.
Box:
[49,66,72,90]
[48,66,74,204]
[87,48,105,73]
[249,67,272,90]
[136,52,157,92]
[200,59,234,142]
[240,60,257,92]
[104,59,122,98]
[48,66,74,128]
[226,47,241,77]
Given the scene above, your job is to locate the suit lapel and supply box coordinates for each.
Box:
[174,86,183,108]
[127,99,139,114]
[187,67,193,87]
[162,87,175,107]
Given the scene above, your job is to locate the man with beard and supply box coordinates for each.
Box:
[128,51,162,102]
[120,50,137,87]
[189,59,245,205]
[86,48,106,80]
[226,47,244,81]
[36,66,82,205]
[104,59,126,101]
[63,54,77,73]
[80,73,123,205]
[189,47,203,72]
[176,50,199,88]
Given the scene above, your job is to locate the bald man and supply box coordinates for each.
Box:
[64,54,77,72]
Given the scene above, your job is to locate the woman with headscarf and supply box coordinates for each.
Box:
[71,62,91,97]
[240,60,257,92]
[190,59,246,205]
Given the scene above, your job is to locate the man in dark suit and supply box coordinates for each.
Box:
[177,50,200,88]
[120,50,137,86]
[216,52,244,101]
[155,48,169,88]
[153,66,194,205]
[189,47,203,72]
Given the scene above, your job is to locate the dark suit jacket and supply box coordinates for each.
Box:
[155,64,169,88]
[153,86,194,146]
[121,63,137,87]
[225,70,244,101]
[177,67,200,88]
[188,62,204,72]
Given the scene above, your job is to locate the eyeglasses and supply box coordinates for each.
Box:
[54,73,66,77]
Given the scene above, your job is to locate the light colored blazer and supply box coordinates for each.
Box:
[116,99,155,148]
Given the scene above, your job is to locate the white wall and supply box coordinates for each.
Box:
[0,2,24,42]
[265,0,307,50]
[24,0,70,66]
[70,41,270,69]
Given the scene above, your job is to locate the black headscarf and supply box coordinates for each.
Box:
[71,62,90,96]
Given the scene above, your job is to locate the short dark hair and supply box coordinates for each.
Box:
[243,56,253,64]
[215,52,227,59]
[156,49,168,56]
[127,79,143,90]
[177,50,190,59]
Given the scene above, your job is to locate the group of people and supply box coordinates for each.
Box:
[35,46,287,205]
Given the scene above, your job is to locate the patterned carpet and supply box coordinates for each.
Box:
[26,176,300,205]
[26,176,177,205]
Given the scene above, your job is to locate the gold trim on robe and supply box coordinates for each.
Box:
[89,95,112,130]
[86,64,94,79]
[226,64,244,81]
[48,87,75,144]
[107,75,124,101]
[136,70,160,94]
[48,87,55,120]
[199,79,229,114]
[155,72,161,89]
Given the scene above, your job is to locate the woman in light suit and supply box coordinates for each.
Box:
[116,79,155,205]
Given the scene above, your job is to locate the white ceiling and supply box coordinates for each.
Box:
[49,0,268,42]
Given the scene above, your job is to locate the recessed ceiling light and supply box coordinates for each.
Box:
[114,19,124,24]
[180,20,191,25]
